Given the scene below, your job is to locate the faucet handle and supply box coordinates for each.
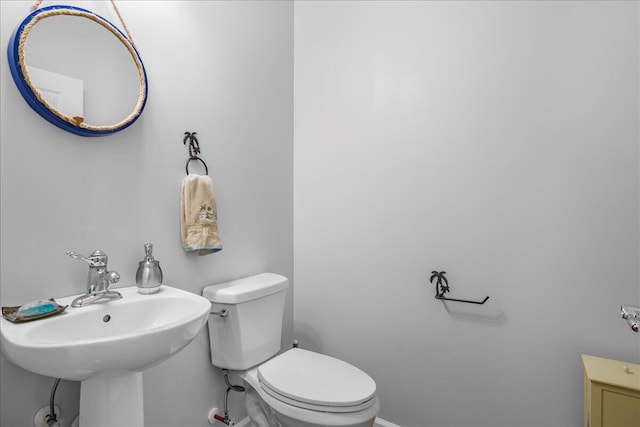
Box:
[66,249,108,267]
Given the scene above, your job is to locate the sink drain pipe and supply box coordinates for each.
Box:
[45,378,61,427]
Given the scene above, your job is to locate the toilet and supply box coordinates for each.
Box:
[203,273,380,427]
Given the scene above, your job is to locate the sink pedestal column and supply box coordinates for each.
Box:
[79,371,143,427]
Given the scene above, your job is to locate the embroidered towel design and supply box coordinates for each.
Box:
[180,174,222,255]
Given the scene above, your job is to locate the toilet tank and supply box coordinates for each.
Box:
[203,273,289,370]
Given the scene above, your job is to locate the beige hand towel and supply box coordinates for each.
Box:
[180,174,222,255]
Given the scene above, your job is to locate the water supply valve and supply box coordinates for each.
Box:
[208,407,235,425]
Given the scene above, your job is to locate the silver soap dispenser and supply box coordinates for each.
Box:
[136,243,163,294]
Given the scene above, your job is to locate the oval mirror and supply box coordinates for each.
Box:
[7,5,148,136]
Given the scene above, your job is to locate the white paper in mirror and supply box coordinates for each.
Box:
[27,65,84,118]
[8,4,147,136]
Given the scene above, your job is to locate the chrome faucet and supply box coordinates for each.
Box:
[67,249,122,307]
[621,305,640,332]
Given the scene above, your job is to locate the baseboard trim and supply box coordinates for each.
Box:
[236,416,400,427]
[375,417,402,427]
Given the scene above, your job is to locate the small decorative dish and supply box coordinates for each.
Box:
[1,299,68,323]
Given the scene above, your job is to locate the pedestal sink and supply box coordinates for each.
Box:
[0,285,211,427]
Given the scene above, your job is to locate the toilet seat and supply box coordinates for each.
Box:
[257,348,377,413]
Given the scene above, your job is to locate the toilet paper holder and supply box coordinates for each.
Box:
[430,270,489,305]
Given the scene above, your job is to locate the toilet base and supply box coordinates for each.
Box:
[244,387,283,427]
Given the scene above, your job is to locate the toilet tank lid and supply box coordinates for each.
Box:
[203,273,289,304]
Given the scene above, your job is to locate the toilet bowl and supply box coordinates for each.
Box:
[203,273,379,427]
[241,348,379,427]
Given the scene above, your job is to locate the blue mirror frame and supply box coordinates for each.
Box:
[7,5,148,137]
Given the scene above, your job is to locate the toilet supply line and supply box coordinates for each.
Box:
[222,370,244,425]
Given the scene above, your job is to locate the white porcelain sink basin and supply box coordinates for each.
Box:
[0,285,211,427]
[0,285,210,380]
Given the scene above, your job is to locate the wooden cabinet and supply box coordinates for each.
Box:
[582,354,640,427]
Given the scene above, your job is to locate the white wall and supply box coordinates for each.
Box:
[0,1,293,426]
[294,1,639,427]
[2,1,638,426]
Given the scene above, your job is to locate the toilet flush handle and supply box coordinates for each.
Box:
[210,305,228,318]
